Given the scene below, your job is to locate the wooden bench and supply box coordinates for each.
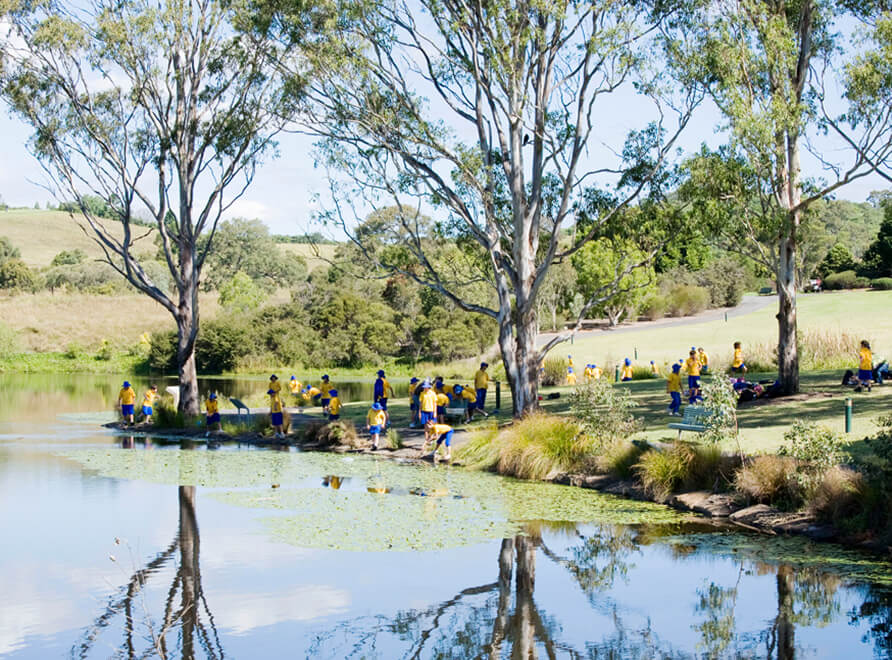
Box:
[668,405,711,439]
[758,287,774,295]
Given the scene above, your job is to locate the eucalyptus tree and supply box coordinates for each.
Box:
[0,0,311,413]
[267,0,699,415]
[666,0,892,394]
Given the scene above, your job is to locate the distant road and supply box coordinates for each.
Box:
[537,294,775,344]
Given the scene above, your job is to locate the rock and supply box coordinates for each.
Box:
[672,491,740,518]
[730,504,776,526]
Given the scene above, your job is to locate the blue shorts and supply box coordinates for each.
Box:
[436,430,453,447]
[731,364,746,372]
[688,375,700,389]
[410,401,418,411]
[437,405,445,416]
[859,369,872,381]
[121,404,134,416]
[142,406,153,416]
[321,398,330,407]
[271,412,284,426]
[207,412,220,424]
[377,398,388,410]
[467,400,476,411]
[329,414,340,421]
[369,424,382,435]
[420,411,434,424]
[621,377,632,382]
[476,388,487,407]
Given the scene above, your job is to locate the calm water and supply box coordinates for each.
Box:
[1,373,891,659]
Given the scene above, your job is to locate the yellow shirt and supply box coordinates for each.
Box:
[621,366,633,380]
[430,423,452,437]
[270,394,283,414]
[460,388,476,402]
[328,397,341,414]
[269,380,282,394]
[206,399,218,415]
[650,363,660,375]
[319,381,332,396]
[421,389,438,412]
[119,387,136,405]
[592,367,602,379]
[289,380,301,394]
[303,386,321,400]
[567,371,577,384]
[436,393,450,407]
[684,357,701,376]
[474,369,489,390]
[860,347,873,371]
[367,409,387,426]
[698,350,709,367]
[666,372,682,393]
[142,390,156,407]
[732,348,743,368]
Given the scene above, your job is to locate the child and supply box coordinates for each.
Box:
[268,374,281,395]
[697,347,709,374]
[117,381,136,424]
[592,363,602,380]
[409,377,420,427]
[650,361,660,376]
[424,419,454,463]
[666,364,682,415]
[328,389,341,421]
[319,375,332,413]
[141,384,158,424]
[621,358,633,381]
[436,389,450,423]
[302,384,321,404]
[683,349,702,403]
[366,402,386,450]
[452,384,484,421]
[268,388,285,438]
[474,362,489,411]
[858,340,873,391]
[731,342,747,374]
[566,366,577,385]
[374,370,394,426]
[206,392,221,432]
[420,381,437,426]
[289,375,302,397]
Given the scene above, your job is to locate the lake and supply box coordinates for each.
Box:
[1,373,890,658]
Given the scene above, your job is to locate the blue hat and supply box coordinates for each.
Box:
[322,374,329,380]
[377,369,385,377]
[372,402,382,410]
[568,366,574,373]
[480,362,488,368]
[672,364,681,372]
[593,364,597,368]
[122,381,131,388]
[453,384,463,394]
[624,358,631,365]
[422,382,431,389]
[410,377,419,383]
[209,392,217,400]
[290,375,296,380]
[568,354,572,358]
[270,374,278,380]
[267,389,275,395]
[650,360,654,364]
[329,389,337,396]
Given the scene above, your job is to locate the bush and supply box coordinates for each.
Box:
[870,277,892,290]
[734,455,801,507]
[195,318,251,373]
[696,257,746,308]
[637,294,667,320]
[0,258,38,292]
[312,420,361,448]
[570,377,643,445]
[822,270,870,290]
[540,357,566,386]
[153,396,186,428]
[636,445,693,501]
[665,284,710,317]
[808,467,865,523]
[0,322,20,359]
[148,331,177,372]
[630,365,657,380]
[779,421,844,496]
[595,440,645,478]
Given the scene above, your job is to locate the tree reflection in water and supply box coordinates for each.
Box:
[73,485,223,660]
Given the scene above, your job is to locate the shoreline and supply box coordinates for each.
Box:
[103,420,892,557]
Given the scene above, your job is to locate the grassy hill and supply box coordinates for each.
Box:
[279,241,339,271]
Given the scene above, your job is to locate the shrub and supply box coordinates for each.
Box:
[823,270,870,290]
[540,357,566,386]
[808,467,865,524]
[153,396,186,428]
[734,455,801,507]
[595,440,645,478]
[638,294,667,321]
[570,377,643,445]
[0,258,37,292]
[386,428,403,450]
[148,331,177,372]
[195,318,251,373]
[636,445,693,501]
[306,420,361,448]
[870,277,892,290]
[0,322,20,359]
[696,257,746,308]
[456,422,502,470]
[700,377,739,446]
[630,365,657,380]
[665,284,710,317]
[779,421,844,496]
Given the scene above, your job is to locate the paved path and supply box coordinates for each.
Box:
[537,294,774,345]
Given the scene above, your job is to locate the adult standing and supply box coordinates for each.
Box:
[474,362,489,412]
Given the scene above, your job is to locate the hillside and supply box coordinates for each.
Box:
[279,241,339,271]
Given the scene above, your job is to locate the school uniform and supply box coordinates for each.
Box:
[430,423,454,447]
[119,387,136,417]
[328,397,341,421]
[666,372,682,415]
[374,377,393,409]
[436,392,449,417]
[474,369,489,408]
[420,389,437,424]
[270,394,284,427]
[698,350,709,373]
[319,381,332,407]
[859,347,873,382]
[206,399,220,425]
[621,366,633,381]
[367,408,386,435]
[141,390,156,417]
[684,357,701,390]
[731,348,746,372]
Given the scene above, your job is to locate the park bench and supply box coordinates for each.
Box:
[229,398,251,425]
[758,286,774,295]
[444,400,467,422]
[668,405,711,439]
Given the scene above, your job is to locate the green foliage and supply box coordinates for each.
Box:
[0,322,21,359]
[696,257,746,308]
[779,421,844,496]
[148,330,177,372]
[43,260,128,294]
[636,442,727,501]
[572,237,655,325]
[50,248,87,266]
[0,258,37,291]
[862,206,892,278]
[870,277,892,290]
[218,271,266,314]
[540,357,566,386]
[700,377,738,445]
[595,440,645,478]
[489,413,590,480]
[816,243,856,278]
[630,366,657,380]
[570,378,643,446]
[0,236,22,261]
[195,318,252,373]
[152,396,185,428]
[822,270,870,290]
[637,293,667,320]
[664,284,709,317]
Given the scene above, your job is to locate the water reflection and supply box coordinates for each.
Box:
[74,486,223,660]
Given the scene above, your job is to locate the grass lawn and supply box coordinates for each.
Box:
[549,290,892,371]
